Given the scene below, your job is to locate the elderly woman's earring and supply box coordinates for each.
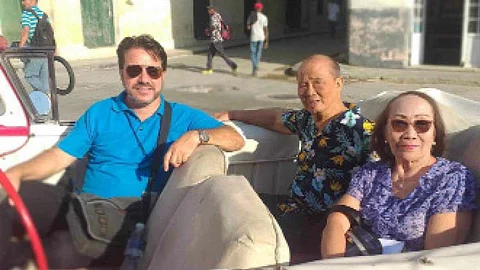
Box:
[384,140,393,157]
[432,141,437,146]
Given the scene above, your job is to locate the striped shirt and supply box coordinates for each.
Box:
[21,6,45,43]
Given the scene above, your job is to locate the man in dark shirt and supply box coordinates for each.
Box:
[202,5,238,75]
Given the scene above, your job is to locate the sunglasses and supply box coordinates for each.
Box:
[390,119,433,134]
[125,65,163,79]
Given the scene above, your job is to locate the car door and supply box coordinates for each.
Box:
[0,63,30,158]
[0,49,72,185]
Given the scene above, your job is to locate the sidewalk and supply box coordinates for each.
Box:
[340,64,480,86]
[69,34,480,86]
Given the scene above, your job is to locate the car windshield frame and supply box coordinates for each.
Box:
[0,47,58,123]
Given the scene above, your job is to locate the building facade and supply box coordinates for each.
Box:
[348,0,480,68]
[0,0,343,60]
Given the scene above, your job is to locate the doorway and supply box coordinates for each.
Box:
[285,0,302,30]
[193,0,210,40]
[80,0,115,48]
[244,0,257,36]
[424,0,464,65]
[0,0,22,42]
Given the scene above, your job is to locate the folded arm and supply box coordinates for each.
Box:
[163,125,245,171]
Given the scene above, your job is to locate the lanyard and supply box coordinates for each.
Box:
[122,101,172,221]
[123,111,148,157]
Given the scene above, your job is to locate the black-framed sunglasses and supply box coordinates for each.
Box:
[390,119,433,134]
[125,65,163,79]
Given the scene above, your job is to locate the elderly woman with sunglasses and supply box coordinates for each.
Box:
[321,91,478,258]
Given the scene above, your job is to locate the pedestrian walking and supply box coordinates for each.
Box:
[327,0,340,39]
[19,0,50,94]
[247,2,269,76]
[202,5,238,75]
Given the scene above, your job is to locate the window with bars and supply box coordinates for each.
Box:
[469,0,480,33]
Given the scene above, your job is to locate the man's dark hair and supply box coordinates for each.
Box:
[371,91,446,164]
[116,34,167,71]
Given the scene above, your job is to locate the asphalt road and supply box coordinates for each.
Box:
[56,41,480,121]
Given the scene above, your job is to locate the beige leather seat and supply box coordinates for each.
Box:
[444,125,480,242]
[140,145,290,270]
[225,121,299,196]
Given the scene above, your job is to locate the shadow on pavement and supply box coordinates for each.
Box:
[220,34,348,66]
[168,63,254,79]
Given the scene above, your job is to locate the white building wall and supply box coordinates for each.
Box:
[408,0,426,66]
[348,0,412,67]
[462,0,480,67]
[463,36,480,67]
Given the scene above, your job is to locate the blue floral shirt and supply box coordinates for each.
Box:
[347,158,478,251]
[281,104,374,213]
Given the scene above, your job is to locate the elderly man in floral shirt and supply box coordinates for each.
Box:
[214,54,374,262]
[202,5,238,75]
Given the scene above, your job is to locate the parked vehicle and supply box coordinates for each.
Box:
[1,48,479,270]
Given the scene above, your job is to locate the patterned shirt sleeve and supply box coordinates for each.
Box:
[360,118,375,160]
[21,12,31,28]
[346,162,376,202]
[210,13,223,42]
[429,164,479,215]
[212,14,222,30]
[281,110,301,135]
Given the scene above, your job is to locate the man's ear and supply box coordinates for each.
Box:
[335,77,344,90]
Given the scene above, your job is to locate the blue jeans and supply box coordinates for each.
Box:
[24,58,49,94]
[250,41,264,70]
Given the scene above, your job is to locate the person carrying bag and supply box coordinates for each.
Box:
[66,102,172,259]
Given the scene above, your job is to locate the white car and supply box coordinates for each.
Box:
[1,48,479,270]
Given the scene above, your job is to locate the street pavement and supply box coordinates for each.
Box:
[57,34,480,121]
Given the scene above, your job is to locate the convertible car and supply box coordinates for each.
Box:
[1,48,479,270]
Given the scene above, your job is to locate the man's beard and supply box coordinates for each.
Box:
[126,83,162,108]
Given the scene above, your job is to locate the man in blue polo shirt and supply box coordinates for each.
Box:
[3,34,244,268]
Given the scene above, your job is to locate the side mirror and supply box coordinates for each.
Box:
[29,91,51,115]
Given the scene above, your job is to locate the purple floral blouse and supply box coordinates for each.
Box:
[347,158,478,251]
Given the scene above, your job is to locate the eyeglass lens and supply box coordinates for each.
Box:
[125,65,162,79]
[391,119,432,133]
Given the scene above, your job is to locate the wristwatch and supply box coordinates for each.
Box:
[198,130,210,144]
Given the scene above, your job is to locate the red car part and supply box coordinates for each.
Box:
[0,169,48,270]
